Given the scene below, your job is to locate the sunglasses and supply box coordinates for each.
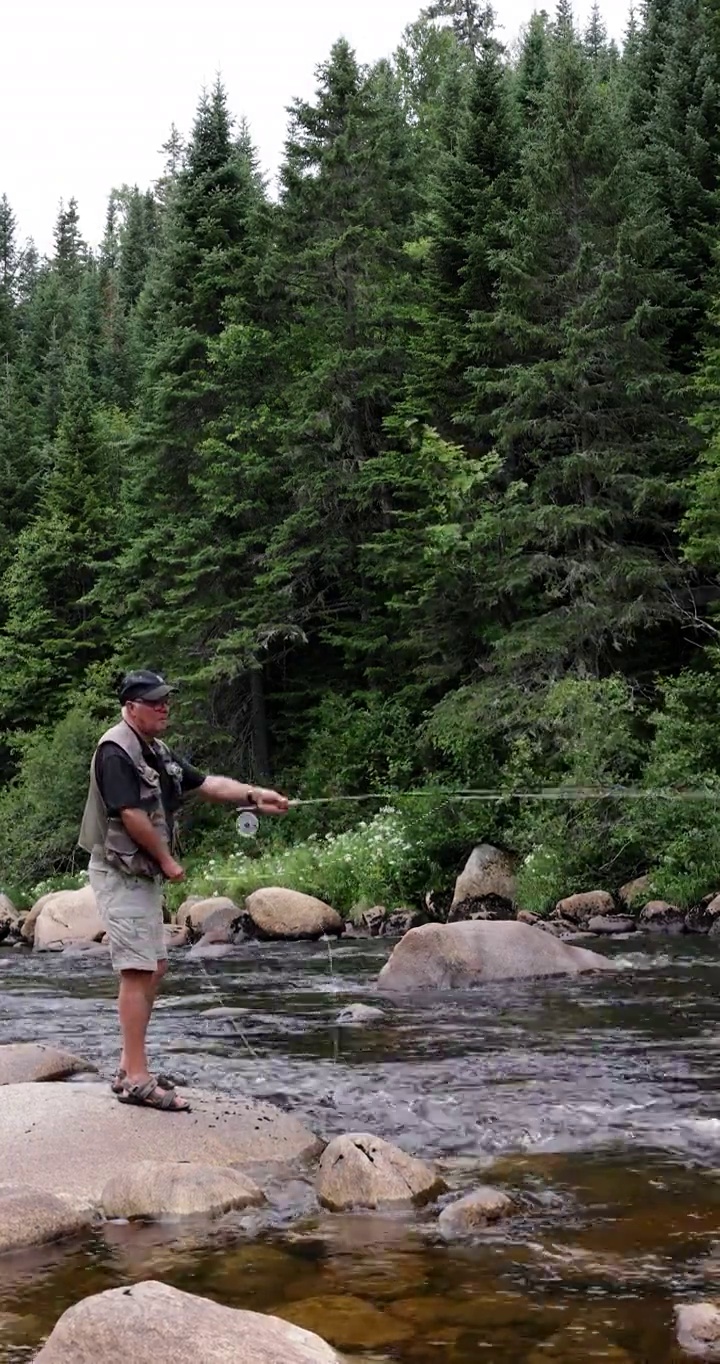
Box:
[132,697,171,711]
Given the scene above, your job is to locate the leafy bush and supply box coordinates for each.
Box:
[622,658,720,906]
[180,795,482,916]
[0,707,107,890]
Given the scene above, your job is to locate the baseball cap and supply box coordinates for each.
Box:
[119,670,177,704]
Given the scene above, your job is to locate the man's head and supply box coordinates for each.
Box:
[119,670,176,740]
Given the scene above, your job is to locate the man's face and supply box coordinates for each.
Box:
[126,697,171,738]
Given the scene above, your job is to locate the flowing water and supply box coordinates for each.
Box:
[2,934,720,1361]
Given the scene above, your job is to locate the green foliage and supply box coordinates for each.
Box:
[1,26,720,907]
[0,706,109,888]
[622,658,720,905]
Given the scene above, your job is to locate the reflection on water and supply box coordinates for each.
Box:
[2,935,720,1359]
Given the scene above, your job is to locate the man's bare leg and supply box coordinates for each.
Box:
[118,961,167,1078]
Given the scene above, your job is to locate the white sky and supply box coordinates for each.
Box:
[1,0,630,255]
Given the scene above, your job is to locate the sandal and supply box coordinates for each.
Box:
[117,1076,192,1113]
[111,1067,186,1095]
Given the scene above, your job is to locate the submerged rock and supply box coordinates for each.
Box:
[675,1303,720,1358]
[438,1186,514,1238]
[0,1185,92,1253]
[315,1132,446,1212]
[33,1280,346,1363]
[377,920,614,992]
[334,1004,385,1026]
[274,1295,414,1351]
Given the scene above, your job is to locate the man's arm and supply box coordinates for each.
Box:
[196,776,288,813]
[118,809,185,881]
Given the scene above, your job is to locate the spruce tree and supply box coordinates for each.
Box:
[473,23,694,683]
[0,195,19,361]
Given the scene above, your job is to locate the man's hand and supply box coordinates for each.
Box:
[251,787,289,815]
[159,856,186,882]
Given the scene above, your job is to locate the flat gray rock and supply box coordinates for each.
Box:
[0,1083,322,1205]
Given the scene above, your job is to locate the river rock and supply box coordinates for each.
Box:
[164,923,189,949]
[316,1133,446,1211]
[187,939,236,960]
[638,900,686,935]
[33,1280,346,1364]
[244,888,344,940]
[0,893,19,942]
[275,1295,413,1350]
[1,1082,321,1204]
[32,886,103,951]
[0,1043,97,1085]
[517,910,541,926]
[687,895,720,935]
[437,1186,514,1238]
[362,906,387,935]
[334,1004,385,1026]
[675,1302,720,1358]
[100,1161,264,1220]
[450,844,516,911]
[377,921,614,992]
[175,896,241,937]
[587,915,637,935]
[383,909,422,936]
[554,890,615,925]
[618,874,652,909]
[0,1184,92,1253]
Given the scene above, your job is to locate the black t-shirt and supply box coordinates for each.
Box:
[95,740,206,819]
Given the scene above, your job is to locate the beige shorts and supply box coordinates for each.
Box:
[89,857,167,973]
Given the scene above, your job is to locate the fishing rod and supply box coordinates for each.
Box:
[235,784,720,837]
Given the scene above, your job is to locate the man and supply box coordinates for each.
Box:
[79,670,288,1113]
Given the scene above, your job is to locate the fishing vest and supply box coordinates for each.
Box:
[78,719,183,878]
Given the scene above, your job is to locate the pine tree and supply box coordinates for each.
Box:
[515,11,552,125]
[472,27,694,683]
[408,37,518,444]
[423,0,496,56]
[0,350,111,729]
[255,43,419,708]
[95,81,272,764]
[0,195,19,361]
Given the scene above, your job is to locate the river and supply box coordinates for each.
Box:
[1,934,719,1361]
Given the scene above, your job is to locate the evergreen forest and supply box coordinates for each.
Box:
[4,0,720,912]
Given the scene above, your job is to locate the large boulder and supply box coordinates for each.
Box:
[100,1161,264,1220]
[450,845,516,912]
[553,891,615,925]
[175,896,241,937]
[244,888,344,940]
[0,1083,322,1204]
[638,900,686,935]
[675,1302,720,1358]
[438,1186,514,1238]
[32,886,103,951]
[377,920,614,992]
[315,1133,446,1212]
[0,892,20,942]
[618,874,652,909]
[33,1280,345,1364]
[0,1184,92,1254]
[686,894,720,935]
[0,1043,96,1085]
